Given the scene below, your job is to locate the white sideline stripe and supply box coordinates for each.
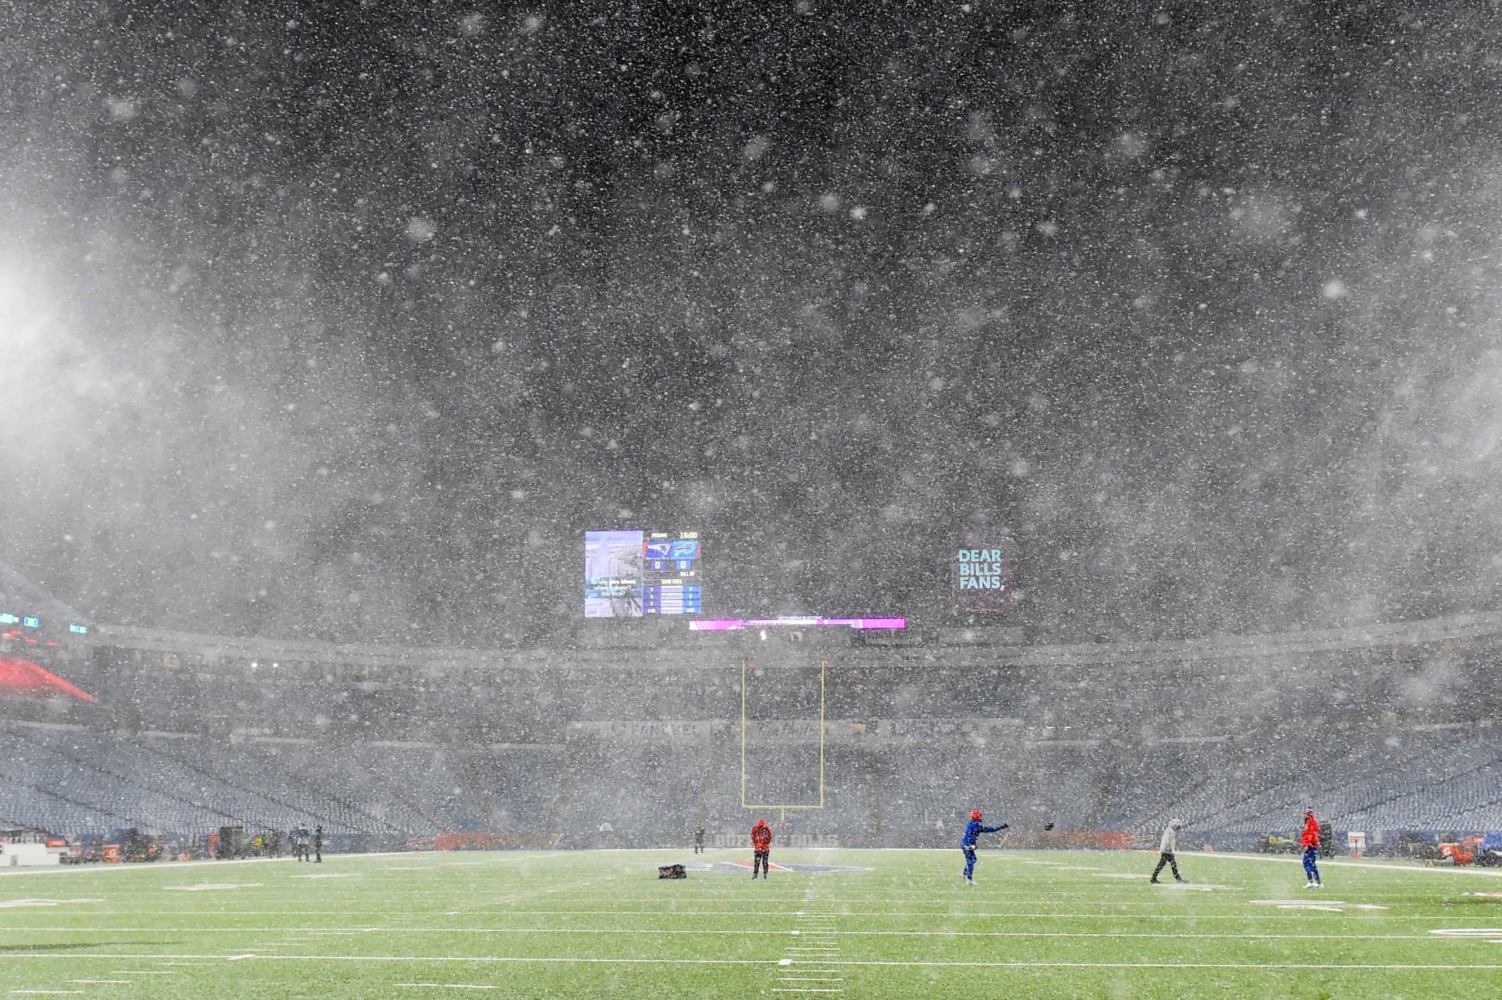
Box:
[2,926,1459,941]
[0,852,414,878]
[101,907,1493,922]
[394,986,497,991]
[2,954,1498,970]
[836,961,1502,970]
[65,982,131,985]
[1194,852,1502,878]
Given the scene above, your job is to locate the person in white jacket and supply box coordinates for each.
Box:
[1149,819,1187,884]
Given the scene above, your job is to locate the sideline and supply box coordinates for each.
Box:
[1180,850,1502,879]
[0,850,419,878]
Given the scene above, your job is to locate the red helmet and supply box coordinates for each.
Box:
[971,810,982,821]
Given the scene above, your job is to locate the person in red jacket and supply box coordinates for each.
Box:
[1300,809,1322,888]
[750,819,773,879]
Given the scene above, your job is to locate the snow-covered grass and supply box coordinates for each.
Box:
[0,848,1499,997]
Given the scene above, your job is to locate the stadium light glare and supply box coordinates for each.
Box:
[0,270,55,353]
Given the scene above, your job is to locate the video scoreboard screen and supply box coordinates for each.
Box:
[584,530,702,618]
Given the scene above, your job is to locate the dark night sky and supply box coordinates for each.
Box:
[2,1,1501,645]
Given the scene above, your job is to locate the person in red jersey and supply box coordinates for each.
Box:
[1300,810,1322,888]
[750,818,773,879]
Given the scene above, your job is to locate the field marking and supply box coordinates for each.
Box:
[1429,929,1502,937]
[394,986,498,991]
[0,925,1474,941]
[0,854,392,879]
[1194,852,1502,879]
[96,907,1489,921]
[0,899,103,908]
[772,882,843,994]
[0,954,1496,970]
[1249,899,1389,912]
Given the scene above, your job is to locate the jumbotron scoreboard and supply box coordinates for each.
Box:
[584,530,702,618]
[641,532,702,615]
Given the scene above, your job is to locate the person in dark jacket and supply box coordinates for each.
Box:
[961,809,1007,885]
[750,819,772,878]
[1149,819,1187,883]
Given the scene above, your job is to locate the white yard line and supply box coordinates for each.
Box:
[393,986,498,991]
[0,954,1496,970]
[1,925,1473,940]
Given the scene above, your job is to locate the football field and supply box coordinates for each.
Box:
[2,847,1501,998]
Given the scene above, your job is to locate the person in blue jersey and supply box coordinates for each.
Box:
[961,809,1008,884]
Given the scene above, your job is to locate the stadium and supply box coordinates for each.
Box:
[5,559,1502,996]
[8,1,1502,996]
[5,591,1502,856]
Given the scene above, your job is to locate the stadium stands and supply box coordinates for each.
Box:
[4,615,1502,853]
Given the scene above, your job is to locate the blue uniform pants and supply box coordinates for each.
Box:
[1302,846,1320,882]
[962,845,977,879]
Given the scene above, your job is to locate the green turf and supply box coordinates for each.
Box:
[1,848,1501,997]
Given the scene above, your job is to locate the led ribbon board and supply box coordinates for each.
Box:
[690,616,904,631]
